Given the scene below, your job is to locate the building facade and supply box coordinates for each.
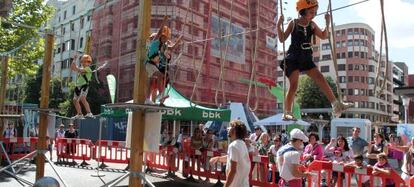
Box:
[91,0,278,115]
[392,62,408,123]
[277,23,395,124]
[47,0,95,92]
[408,74,414,123]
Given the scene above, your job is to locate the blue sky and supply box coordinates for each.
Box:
[278,0,414,74]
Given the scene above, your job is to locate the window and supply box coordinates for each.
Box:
[62,43,66,52]
[361,52,365,58]
[336,53,341,59]
[336,31,341,37]
[348,52,353,58]
[322,55,331,60]
[64,10,67,19]
[322,43,331,50]
[355,64,360,70]
[348,64,353,70]
[72,5,76,15]
[62,26,66,35]
[348,89,354,95]
[347,40,353,46]
[79,37,83,48]
[348,76,353,83]
[336,42,341,48]
[354,51,359,57]
[368,77,375,84]
[87,15,91,21]
[80,16,84,29]
[341,52,346,58]
[361,76,365,83]
[369,65,375,72]
[339,76,346,83]
[70,39,75,50]
[338,64,345,71]
[321,65,330,72]
[347,28,353,35]
[354,76,360,82]
[70,22,75,31]
[313,56,320,62]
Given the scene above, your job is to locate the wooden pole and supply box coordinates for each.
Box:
[0,56,9,140]
[129,0,151,187]
[35,32,54,180]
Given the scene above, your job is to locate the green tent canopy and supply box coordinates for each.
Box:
[161,85,231,121]
[101,85,231,122]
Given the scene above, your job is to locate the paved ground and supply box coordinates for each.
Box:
[0,151,219,187]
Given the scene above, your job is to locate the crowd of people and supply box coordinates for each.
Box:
[165,121,411,187]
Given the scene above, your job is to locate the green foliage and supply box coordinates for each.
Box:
[296,76,338,109]
[0,0,54,77]
[24,65,68,112]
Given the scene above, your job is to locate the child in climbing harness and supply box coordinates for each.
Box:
[145,16,182,105]
[277,0,353,121]
[71,53,94,119]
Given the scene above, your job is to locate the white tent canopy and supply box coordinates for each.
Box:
[254,113,310,126]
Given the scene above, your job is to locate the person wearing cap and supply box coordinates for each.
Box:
[276,128,310,186]
[276,0,353,121]
[210,120,250,187]
[145,16,182,105]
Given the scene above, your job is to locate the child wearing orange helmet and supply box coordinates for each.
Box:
[277,0,353,120]
[145,16,182,105]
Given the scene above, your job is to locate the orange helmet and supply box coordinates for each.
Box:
[160,26,171,39]
[296,0,318,12]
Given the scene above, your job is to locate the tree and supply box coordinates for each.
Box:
[0,0,54,77]
[296,76,338,109]
[24,65,67,110]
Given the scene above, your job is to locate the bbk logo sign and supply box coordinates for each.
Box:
[202,111,221,119]
[162,109,182,116]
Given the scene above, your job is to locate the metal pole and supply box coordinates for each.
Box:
[35,32,54,180]
[129,0,152,187]
[92,117,105,177]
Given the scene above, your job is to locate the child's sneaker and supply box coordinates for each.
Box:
[282,112,297,121]
[332,100,354,118]
[72,114,84,119]
[144,98,155,105]
[85,113,94,118]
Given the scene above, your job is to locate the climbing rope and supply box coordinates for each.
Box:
[373,0,389,98]
[279,0,288,115]
[327,0,343,102]
[214,0,235,107]
[246,0,260,112]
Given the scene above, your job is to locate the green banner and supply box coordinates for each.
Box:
[161,107,231,121]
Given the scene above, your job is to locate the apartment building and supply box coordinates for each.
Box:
[91,0,278,115]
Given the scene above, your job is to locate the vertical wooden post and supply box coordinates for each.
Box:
[129,0,151,187]
[35,32,54,180]
[0,56,9,139]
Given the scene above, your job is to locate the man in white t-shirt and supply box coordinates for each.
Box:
[277,128,310,186]
[210,120,251,187]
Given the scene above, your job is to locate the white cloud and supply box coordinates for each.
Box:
[349,0,414,49]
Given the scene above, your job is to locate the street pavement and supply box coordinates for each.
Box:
[0,150,219,187]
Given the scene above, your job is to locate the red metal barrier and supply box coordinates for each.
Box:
[249,154,279,187]
[56,138,93,163]
[94,140,130,164]
[306,160,407,187]
[145,145,179,174]
[0,137,38,160]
